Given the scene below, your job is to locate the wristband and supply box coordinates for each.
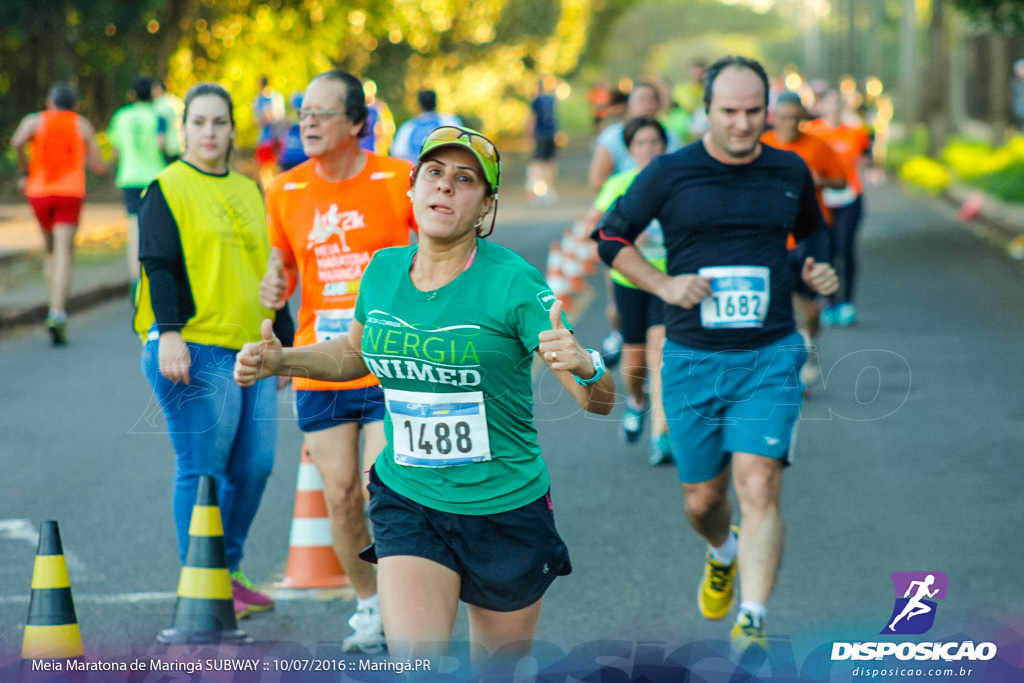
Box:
[574,348,606,386]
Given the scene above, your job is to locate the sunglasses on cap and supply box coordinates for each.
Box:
[420,126,501,193]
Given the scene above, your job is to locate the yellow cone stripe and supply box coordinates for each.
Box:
[188,505,224,537]
[177,567,232,600]
[21,624,83,659]
[30,556,70,589]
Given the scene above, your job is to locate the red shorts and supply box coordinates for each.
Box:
[255,140,280,166]
[28,196,84,232]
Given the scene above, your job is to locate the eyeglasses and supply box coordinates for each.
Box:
[423,127,501,165]
[298,108,343,123]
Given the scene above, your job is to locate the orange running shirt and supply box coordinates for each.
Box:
[266,153,416,391]
[761,129,847,225]
[25,110,86,199]
[801,119,872,197]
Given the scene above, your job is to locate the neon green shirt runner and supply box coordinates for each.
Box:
[355,240,568,515]
[595,168,667,288]
[108,102,168,189]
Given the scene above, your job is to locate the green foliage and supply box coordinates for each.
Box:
[899,155,951,195]
[966,161,1024,203]
[163,0,602,139]
[494,0,561,43]
[883,125,929,172]
[1,0,613,145]
[604,0,785,81]
[897,132,1024,205]
[950,0,1024,32]
[0,0,193,145]
[0,147,20,195]
[941,138,996,180]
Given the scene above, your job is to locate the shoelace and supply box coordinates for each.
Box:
[708,561,733,593]
[737,613,764,636]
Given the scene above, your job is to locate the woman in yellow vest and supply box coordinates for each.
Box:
[134,83,293,619]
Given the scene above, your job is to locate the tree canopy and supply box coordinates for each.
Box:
[0,0,609,142]
[951,0,1024,31]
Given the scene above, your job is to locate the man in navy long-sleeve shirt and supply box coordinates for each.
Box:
[593,55,838,656]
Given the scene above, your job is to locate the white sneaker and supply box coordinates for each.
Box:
[341,605,387,654]
[800,361,820,387]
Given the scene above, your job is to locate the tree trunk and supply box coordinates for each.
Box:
[949,11,967,134]
[803,3,822,79]
[989,31,1009,147]
[865,0,885,80]
[898,0,919,131]
[925,0,951,158]
[846,0,858,77]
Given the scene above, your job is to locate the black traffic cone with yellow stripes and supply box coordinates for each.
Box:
[157,475,250,644]
[21,520,84,660]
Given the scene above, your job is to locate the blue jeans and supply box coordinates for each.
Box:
[142,338,277,570]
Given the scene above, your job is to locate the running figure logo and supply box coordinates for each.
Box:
[881,571,949,635]
[307,204,365,251]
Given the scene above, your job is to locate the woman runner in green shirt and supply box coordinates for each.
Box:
[235,126,615,667]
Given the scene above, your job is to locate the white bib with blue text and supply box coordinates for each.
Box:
[698,266,771,329]
[385,388,491,467]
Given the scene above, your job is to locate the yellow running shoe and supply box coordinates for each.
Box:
[730,609,768,657]
[697,526,738,620]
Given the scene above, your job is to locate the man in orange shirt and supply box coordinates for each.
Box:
[803,88,873,326]
[762,91,846,377]
[11,83,107,345]
[261,70,416,654]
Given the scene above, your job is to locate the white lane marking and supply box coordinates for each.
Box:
[0,589,344,605]
[0,518,90,576]
[0,592,176,606]
[0,519,38,544]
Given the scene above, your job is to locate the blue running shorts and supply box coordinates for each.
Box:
[661,331,808,483]
[295,385,386,432]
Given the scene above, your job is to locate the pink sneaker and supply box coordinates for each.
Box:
[233,595,252,620]
[231,570,274,616]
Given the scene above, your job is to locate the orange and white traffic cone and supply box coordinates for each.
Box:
[545,241,573,313]
[956,191,985,222]
[569,221,595,274]
[561,235,586,294]
[545,240,563,280]
[276,444,350,589]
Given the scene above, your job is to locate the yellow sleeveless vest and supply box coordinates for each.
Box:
[134,162,273,349]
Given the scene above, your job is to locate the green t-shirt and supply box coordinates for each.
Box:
[594,169,667,288]
[154,97,182,157]
[355,239,567,515]
[108,102,168,189]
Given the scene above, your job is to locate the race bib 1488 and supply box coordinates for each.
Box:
[385,388,491,467]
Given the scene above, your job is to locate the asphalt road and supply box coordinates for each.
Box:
[1,179,1022,681]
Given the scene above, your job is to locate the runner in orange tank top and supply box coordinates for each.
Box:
[11,82,107,345]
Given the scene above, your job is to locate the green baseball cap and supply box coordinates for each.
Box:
[417,126,501,193]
